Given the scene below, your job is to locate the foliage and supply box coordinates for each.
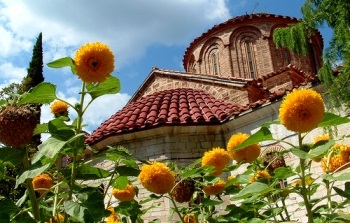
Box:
[273,0,350,111]
[0,32,44,203]
[0,40,350,223]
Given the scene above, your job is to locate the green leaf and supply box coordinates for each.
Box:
[318,112,350,128]
[323,172,350,181]
[0,99,7,107]
[16,163,50,188]
[86,76,121,99]
[290,148,313,159]
[0,199,19,222]
[111,175,129,189]
[64,192,108,223]
[0,147,26,166]
[18,82,57,104]
[74,164,111,180]
[181,166,215,178]
[48,118,75,140]
[273,167,296,179]
[200,197,224,206]
[309,140,334,158]
[233,182,269,199]
[47,57,74,68]
[333,182,350,199]
[261,119,280,127]
[33,123,48,135]
[115,165,140,177]
[31,137,66,164]
[234,127,274,150]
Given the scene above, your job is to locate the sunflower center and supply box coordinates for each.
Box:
[299,109,309,119]
[88,58,100,69]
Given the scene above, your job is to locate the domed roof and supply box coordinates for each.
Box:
[182,13,318,70]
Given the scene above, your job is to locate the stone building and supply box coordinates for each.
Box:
[85,13,347,222]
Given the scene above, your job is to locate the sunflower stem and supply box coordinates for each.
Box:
[64,82,86,223]
[168,193,186,223]
[23,146,41,221]
[298,133,313,223]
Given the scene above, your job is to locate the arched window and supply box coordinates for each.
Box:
[244,41,257,78]
[282,48,291,65]
[211,51,219,75]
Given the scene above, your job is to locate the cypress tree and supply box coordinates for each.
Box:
[24,32,44,91]
[0,33,43,201]
[23,32,44,147]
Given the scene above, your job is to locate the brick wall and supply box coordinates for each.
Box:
[142,75,250,105]
[185,21,322,81]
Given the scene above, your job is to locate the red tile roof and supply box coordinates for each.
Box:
[85,88,250,145]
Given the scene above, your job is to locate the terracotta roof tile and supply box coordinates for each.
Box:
[85,88,249,145]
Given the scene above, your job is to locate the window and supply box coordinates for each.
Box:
[244,41,257,78]
[282,48,291,65]
[210,50,220,75]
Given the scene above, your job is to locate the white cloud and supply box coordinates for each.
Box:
[83,93,131,133]
[0,62,27,84]
[0,0,229,135]
[0,0,231,66]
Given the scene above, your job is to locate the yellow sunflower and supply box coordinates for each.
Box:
[138,161,175,194]
[49,214,64,223]
[112,183,136,202]
[203,179,226,196]
[50,100,69,117]
[106,206,120,223]
[32,173,53,194]
[279,88,325,133]
[321,144,350,173]
[313,134,330,145]
[201,147,231,176]
[74,42,115,83]
[249,170,271,183]
[227,132,260,163]
[183,214,197,223]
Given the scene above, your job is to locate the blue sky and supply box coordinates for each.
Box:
[0,0,332,133]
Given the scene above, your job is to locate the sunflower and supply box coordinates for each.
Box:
[203,179,226,196]
[74,42,115,83]
[183,214,197,223]
[249,170,271,183]
[171,178,195,203]
[321,144,350,173]
[227,175,241,188]
[227,132,260,163]
[49,214,64,223]
[106,206,120,223]
[279,88,325,133]
[313,134,330,145]
[0,104,38,147]
[138,161,175,194]
[50,100,69,117]
[32,173,53,194]
[112,183,136,202]
[201,147,231,176]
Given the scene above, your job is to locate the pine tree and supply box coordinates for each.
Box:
[273,0,350,110]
